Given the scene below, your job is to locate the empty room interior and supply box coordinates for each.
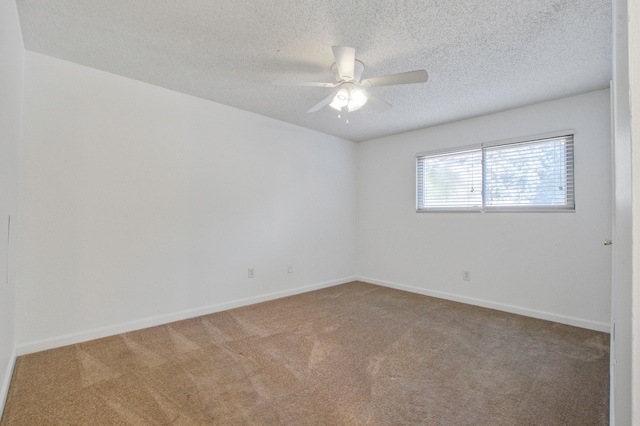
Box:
[1,0,639,424]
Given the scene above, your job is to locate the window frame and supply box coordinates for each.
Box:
[416,131,575,213]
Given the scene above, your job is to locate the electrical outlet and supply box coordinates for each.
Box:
[248,268,255,278]
[463,271,471,281]
[287,264,294,274]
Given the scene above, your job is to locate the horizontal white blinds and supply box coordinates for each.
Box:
[417,149,482,210]
[417,134,574,212]
[484,136,574,210]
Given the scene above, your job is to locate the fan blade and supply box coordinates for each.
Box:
[361,70,428,87]
[332,46,356,81]
[273,81,337,87]
[307,91,337,113]
[364,91,392,111]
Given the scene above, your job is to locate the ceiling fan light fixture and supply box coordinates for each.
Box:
[349,89,368,111]
[329,99,343,111]
[278,45,429,115]
[336,87,349,101]
[330,87,350,110]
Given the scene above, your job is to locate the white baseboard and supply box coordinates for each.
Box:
[16,276,356,356]
[0,347,17,421]
[357,276,611,333]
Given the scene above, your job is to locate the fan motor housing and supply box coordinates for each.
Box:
[331,60,364,83]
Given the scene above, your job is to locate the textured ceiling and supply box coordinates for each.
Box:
[16,0,612,142]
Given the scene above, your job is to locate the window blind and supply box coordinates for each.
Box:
[416,134,574,212]
[484,136,574,211]
[417,149,483,211]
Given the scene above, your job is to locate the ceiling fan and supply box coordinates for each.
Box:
[274,46,428,114]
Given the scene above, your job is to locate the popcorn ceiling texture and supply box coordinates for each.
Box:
[16,0,611,142]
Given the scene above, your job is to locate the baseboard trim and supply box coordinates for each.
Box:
[16,276,356,355]
[357,276,611,333]
[0,347,17,421]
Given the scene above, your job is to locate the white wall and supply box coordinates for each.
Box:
[629,0,640,422]
[0,0,23,415]
[16,52,357,351]
[612,0,633,423]
[357,90,612,331]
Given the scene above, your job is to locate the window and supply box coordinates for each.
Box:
[416,134,574,212]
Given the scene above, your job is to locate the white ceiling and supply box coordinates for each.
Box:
[16,0,612,142]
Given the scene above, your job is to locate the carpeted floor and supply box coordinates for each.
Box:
[1,281,609,425]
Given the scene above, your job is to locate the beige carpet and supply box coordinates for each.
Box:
[1,281,609,425]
